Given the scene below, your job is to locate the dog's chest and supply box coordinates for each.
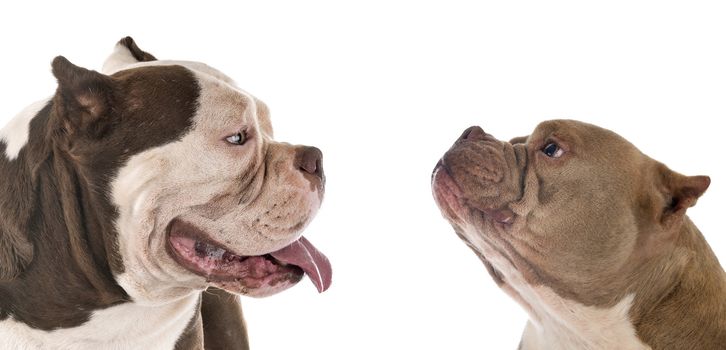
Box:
[0,294,198,350]
[459,224,651,350]
[518,294,651,350]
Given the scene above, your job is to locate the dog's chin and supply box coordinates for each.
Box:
[165,219,305,298]
[433,165,518,247]
[432,164,467,223]
[211,274,303,298]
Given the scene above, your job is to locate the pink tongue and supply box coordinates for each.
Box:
[269,236,332,293]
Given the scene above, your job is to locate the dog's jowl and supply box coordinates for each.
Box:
[432,120,725,350]
[0,37,332,349]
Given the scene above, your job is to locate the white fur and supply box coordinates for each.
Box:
[0,98,50,160]
[0,294,198,350]
[101,43,141,76]
[518,293,648,350]
[101,41,237,87]
[459,224,651,350]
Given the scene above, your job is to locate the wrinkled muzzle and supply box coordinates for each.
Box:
[432,126,525,225]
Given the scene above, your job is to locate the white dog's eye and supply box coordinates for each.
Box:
[225,132,247,146]
[542,142,564,158]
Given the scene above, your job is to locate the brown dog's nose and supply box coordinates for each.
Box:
[458,126,489,142]
[297,146,324,177]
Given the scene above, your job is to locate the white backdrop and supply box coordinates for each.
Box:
[1,1,725,349]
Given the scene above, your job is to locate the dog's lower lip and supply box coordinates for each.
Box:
[166,223,302,284]
[433,165,463,197]
[267,254,288,266]
[432,158,445,179]
[165,218,332,293]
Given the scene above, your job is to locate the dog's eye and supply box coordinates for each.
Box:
[542,142,564,158]
[225,132,247,146]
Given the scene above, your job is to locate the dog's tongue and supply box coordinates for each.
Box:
[269,236,332,293]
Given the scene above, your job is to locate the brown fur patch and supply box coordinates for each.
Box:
[0,60,200,329]
[201,288,250,350]
[174,296,204,350]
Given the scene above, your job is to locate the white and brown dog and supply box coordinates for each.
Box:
[0,37,331,349]
[432,121,726,349]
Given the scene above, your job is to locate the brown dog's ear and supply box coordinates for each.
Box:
[0,222,34,281]
[659,165,710,227]
[51,56,117,138]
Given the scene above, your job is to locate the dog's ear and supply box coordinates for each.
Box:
[51,56,117,138]
[102,36,157,75]
[0,220,34,281]
[658,164,710,228]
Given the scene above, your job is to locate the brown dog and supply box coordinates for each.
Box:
[0,37,331,349]
[432,120,725,349]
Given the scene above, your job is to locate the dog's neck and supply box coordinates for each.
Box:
[517,286,651,350]
[629,219,726,349]
[515,218,725,350]
[0,102,128,329]
[0,292,200,349]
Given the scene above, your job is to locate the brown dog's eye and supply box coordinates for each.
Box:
[225,131,247,146]
[542,142,564,158]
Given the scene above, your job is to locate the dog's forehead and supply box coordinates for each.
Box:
[531,119,635,151]
[194,76,255,129]
[115,60,271,135]
[531,119,595,141]
[119,59,237,86]
[118,59,254,107]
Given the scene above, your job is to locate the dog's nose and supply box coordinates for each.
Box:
[458,126,489,142]
[297,146,324,177]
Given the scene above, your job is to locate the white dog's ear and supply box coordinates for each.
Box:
[659,164,710,228]
[101,36,157,75]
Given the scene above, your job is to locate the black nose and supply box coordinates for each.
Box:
[458,126,489,142]
[297,146,323,177]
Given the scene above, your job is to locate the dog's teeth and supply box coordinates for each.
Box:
[208,246,226,260]
[194,240,226,260]
[194,241,206,256]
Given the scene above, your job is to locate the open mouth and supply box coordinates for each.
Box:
[166,219,332,296]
